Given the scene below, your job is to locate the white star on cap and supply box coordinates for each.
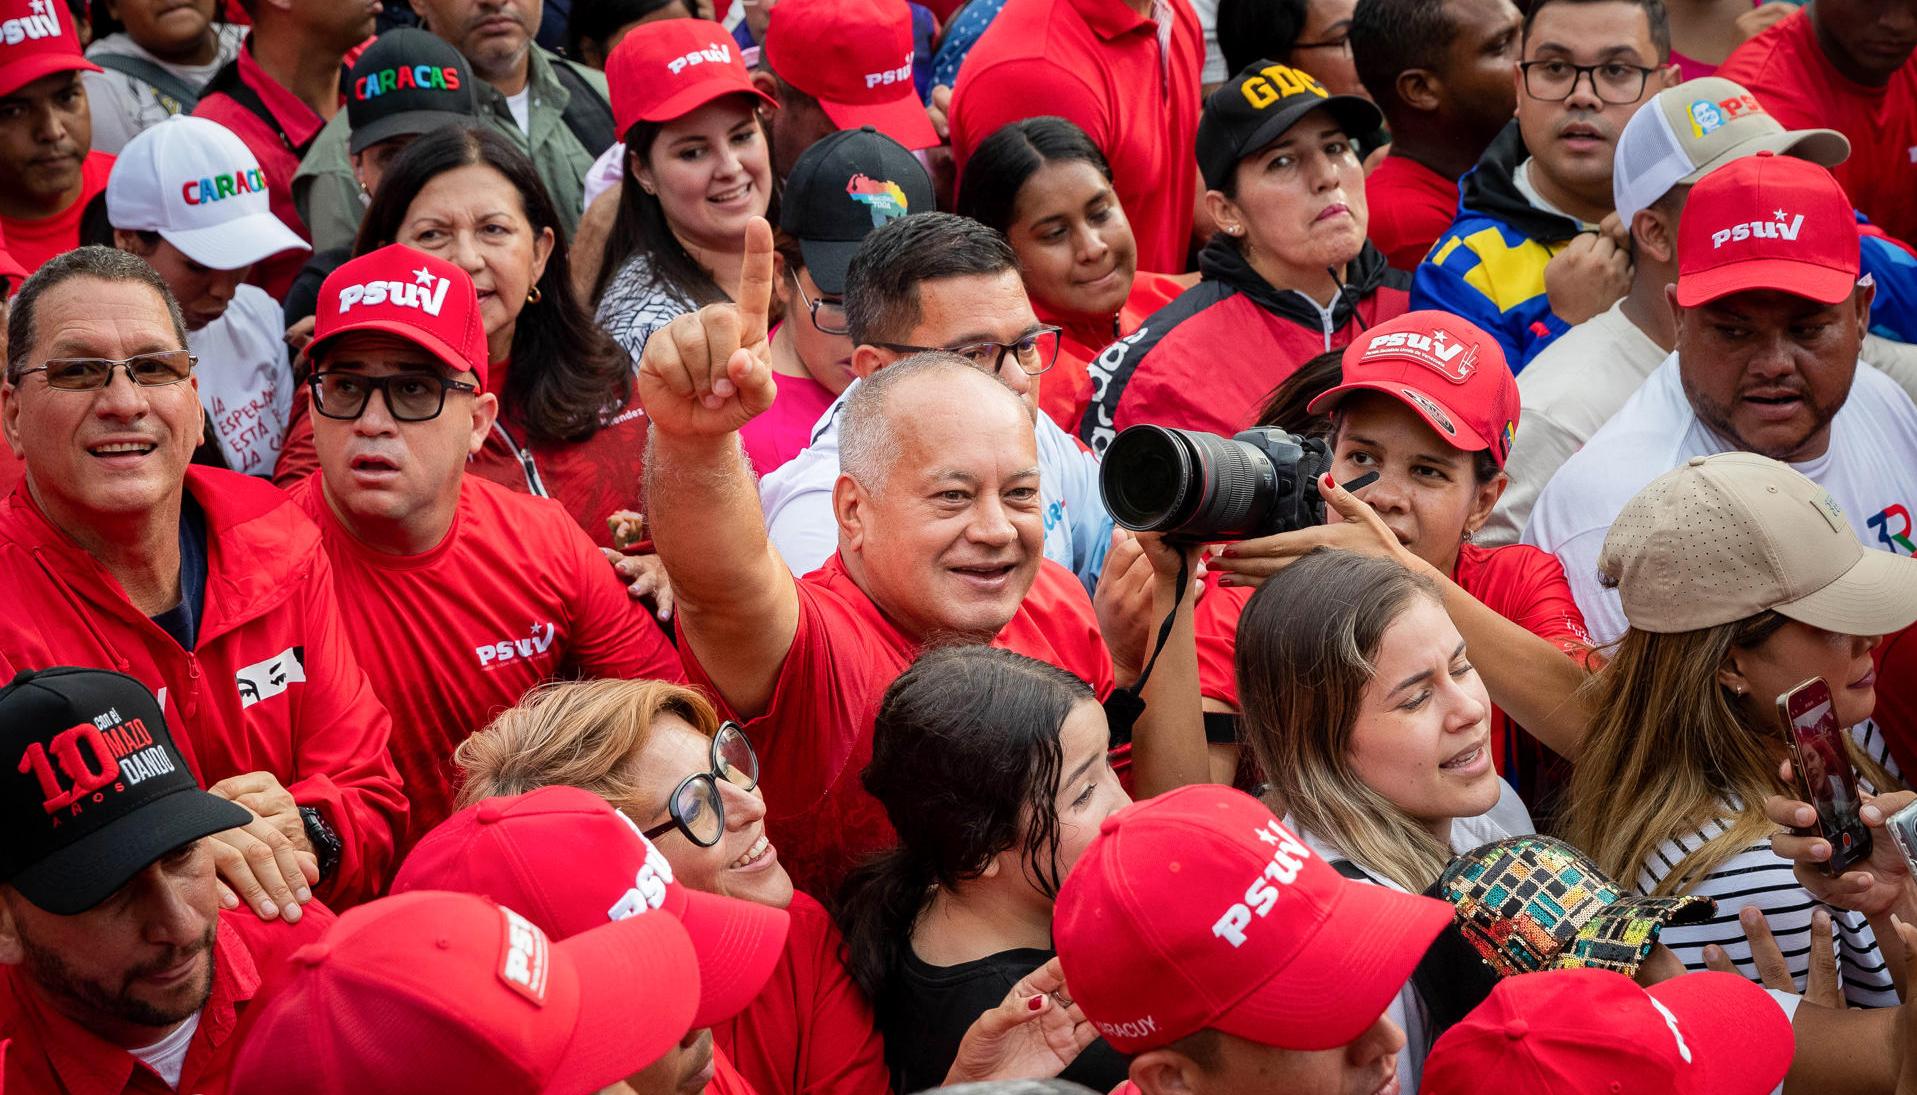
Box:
[412,265,436,286]
[1774,209,1787,221]
[28,0,46,14]
[1432,328,1450,345]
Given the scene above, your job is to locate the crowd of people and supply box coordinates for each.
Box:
[3,0,1917,1091]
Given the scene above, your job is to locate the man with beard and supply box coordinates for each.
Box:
[1412,0,1677,369]
[0,0,110,277]
[1526,153,1917,642]
[0,668,333,1093]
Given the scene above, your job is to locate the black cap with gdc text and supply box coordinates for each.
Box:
[0,667,249,915]
[346,28,480,155]
[1197,60,1384,191]
[780,126,934,295]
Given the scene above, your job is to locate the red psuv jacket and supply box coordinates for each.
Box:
[0,468,406,906]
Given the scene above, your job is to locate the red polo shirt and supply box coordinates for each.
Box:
[682,553,1115,896]
[1,905,334,1095]
[193,37,323,301]
[1718,9,1917,245]
[1364,153,1459,272]
[949,0,1202,274]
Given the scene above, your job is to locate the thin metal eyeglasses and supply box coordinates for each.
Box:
[794,278,851,336]
[14,350,197,390]
[1292,33,1351,56]
[309,371,478,423]
[641,722,761,847]
[1518,59,1658,104]
[870,326,1064,376]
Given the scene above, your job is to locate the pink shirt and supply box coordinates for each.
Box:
[742,366,838,477]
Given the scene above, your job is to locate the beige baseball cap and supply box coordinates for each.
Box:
[1599,453,1917,635]
[1612,76,1849,225]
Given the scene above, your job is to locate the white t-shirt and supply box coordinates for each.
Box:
[83,26,245,155]
[505,86,533,134]
[1523,353,1917,643]
[1289,778,1534,1095]
[190,284,293,477]
[1484,300,1665,546]
[1640,722,1901,1010]
[129,1011,200,1089]
[756,378,1113,586]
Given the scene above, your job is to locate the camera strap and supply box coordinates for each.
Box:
[1103,551,1192,748]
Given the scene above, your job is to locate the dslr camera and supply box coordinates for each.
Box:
[1100,425,1335,542]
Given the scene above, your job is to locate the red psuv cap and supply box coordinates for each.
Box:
[0,0,98,98]
[1423,968,1794,1095]
[228,890,702,1095]
[1311,309,1521,466]
[1676,151,1860,308]
[312,243,490,390]
[1053,785,1453,1054]
[393,785,789,1030]
[764,0,938,151]
[607,17,775,137]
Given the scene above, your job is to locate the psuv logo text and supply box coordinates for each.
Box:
[864,53,914,88]
[338,266,451,317]
[608,808,679,919]
[1712,212,1804,248]
[475,622,558,668]
[1212,819,1315,947]
[666,41,733,75]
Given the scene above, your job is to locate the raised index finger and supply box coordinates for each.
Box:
[737,216,775,350]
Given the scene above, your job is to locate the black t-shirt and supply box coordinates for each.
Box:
[882,946,1131,1095]
[149,495,209,651]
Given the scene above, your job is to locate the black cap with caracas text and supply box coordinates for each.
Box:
[781,125,935,295]
[1196,60,1384,191]
[346,27,480,155]
[0,667,248,915]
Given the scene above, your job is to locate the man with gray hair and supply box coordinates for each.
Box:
[638,217,1205,895]
[0,246,406,915]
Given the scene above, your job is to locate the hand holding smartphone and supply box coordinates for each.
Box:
[1778,677,1873,877]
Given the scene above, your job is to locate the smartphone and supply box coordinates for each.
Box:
[1779,677,1873,877]
[1888,800,1917,879]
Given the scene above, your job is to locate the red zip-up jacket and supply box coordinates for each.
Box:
[0,468,406,906]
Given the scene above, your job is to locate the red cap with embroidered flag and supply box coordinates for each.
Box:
[606,18,775,138]
[393,784,789,1030]
[1423,968,1794,1095]
[310,243,491,391]
[0,0,98,98]
[1676,151,1860,307]
[226,890,703,1095]
[1052,784,1453,1054]
[1309,309,1521,466]
[764,0,938,151]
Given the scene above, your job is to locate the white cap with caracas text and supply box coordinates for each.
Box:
[104,115,308,272]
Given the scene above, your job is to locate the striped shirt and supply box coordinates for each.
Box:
[1636,720,1901,1008]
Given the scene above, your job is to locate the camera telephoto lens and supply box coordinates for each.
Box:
[1100,425,1333,541]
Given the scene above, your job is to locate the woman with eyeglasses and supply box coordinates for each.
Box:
[838,645,1132,1094]
[453,678,893,1095]
[955,117,1187,434]
[591,19,778,368]
[273,127,650,558]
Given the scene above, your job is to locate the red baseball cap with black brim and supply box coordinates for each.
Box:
[311,243,491,391]
[1309,309,1522,466]
[1197,60,1381,191]
[394,784,790,1030]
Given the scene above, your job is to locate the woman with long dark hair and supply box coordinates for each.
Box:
[837,645,1131,1094]
[955,116,1183,434]
[276,126,649,551]
[592,18,777,365]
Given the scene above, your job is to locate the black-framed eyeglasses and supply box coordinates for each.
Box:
[794,277,850,336]
[1518,59,1658,104]
[871,326,1064,377]
[309,371,478,423]
[1292,33,1350,56]
[642,722,761,847]
[14,350,197,391]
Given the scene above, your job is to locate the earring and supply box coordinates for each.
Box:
[526,286,542,305]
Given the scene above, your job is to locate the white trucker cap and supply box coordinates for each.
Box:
[105,115,308,272]
[1611,76,1849,227]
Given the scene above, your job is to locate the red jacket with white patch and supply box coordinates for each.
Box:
[0,468,406,906]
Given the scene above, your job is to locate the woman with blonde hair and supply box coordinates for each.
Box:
[453,678,891,1095]
[1235,547,1530,1091]
[1565,453,1917,1009]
